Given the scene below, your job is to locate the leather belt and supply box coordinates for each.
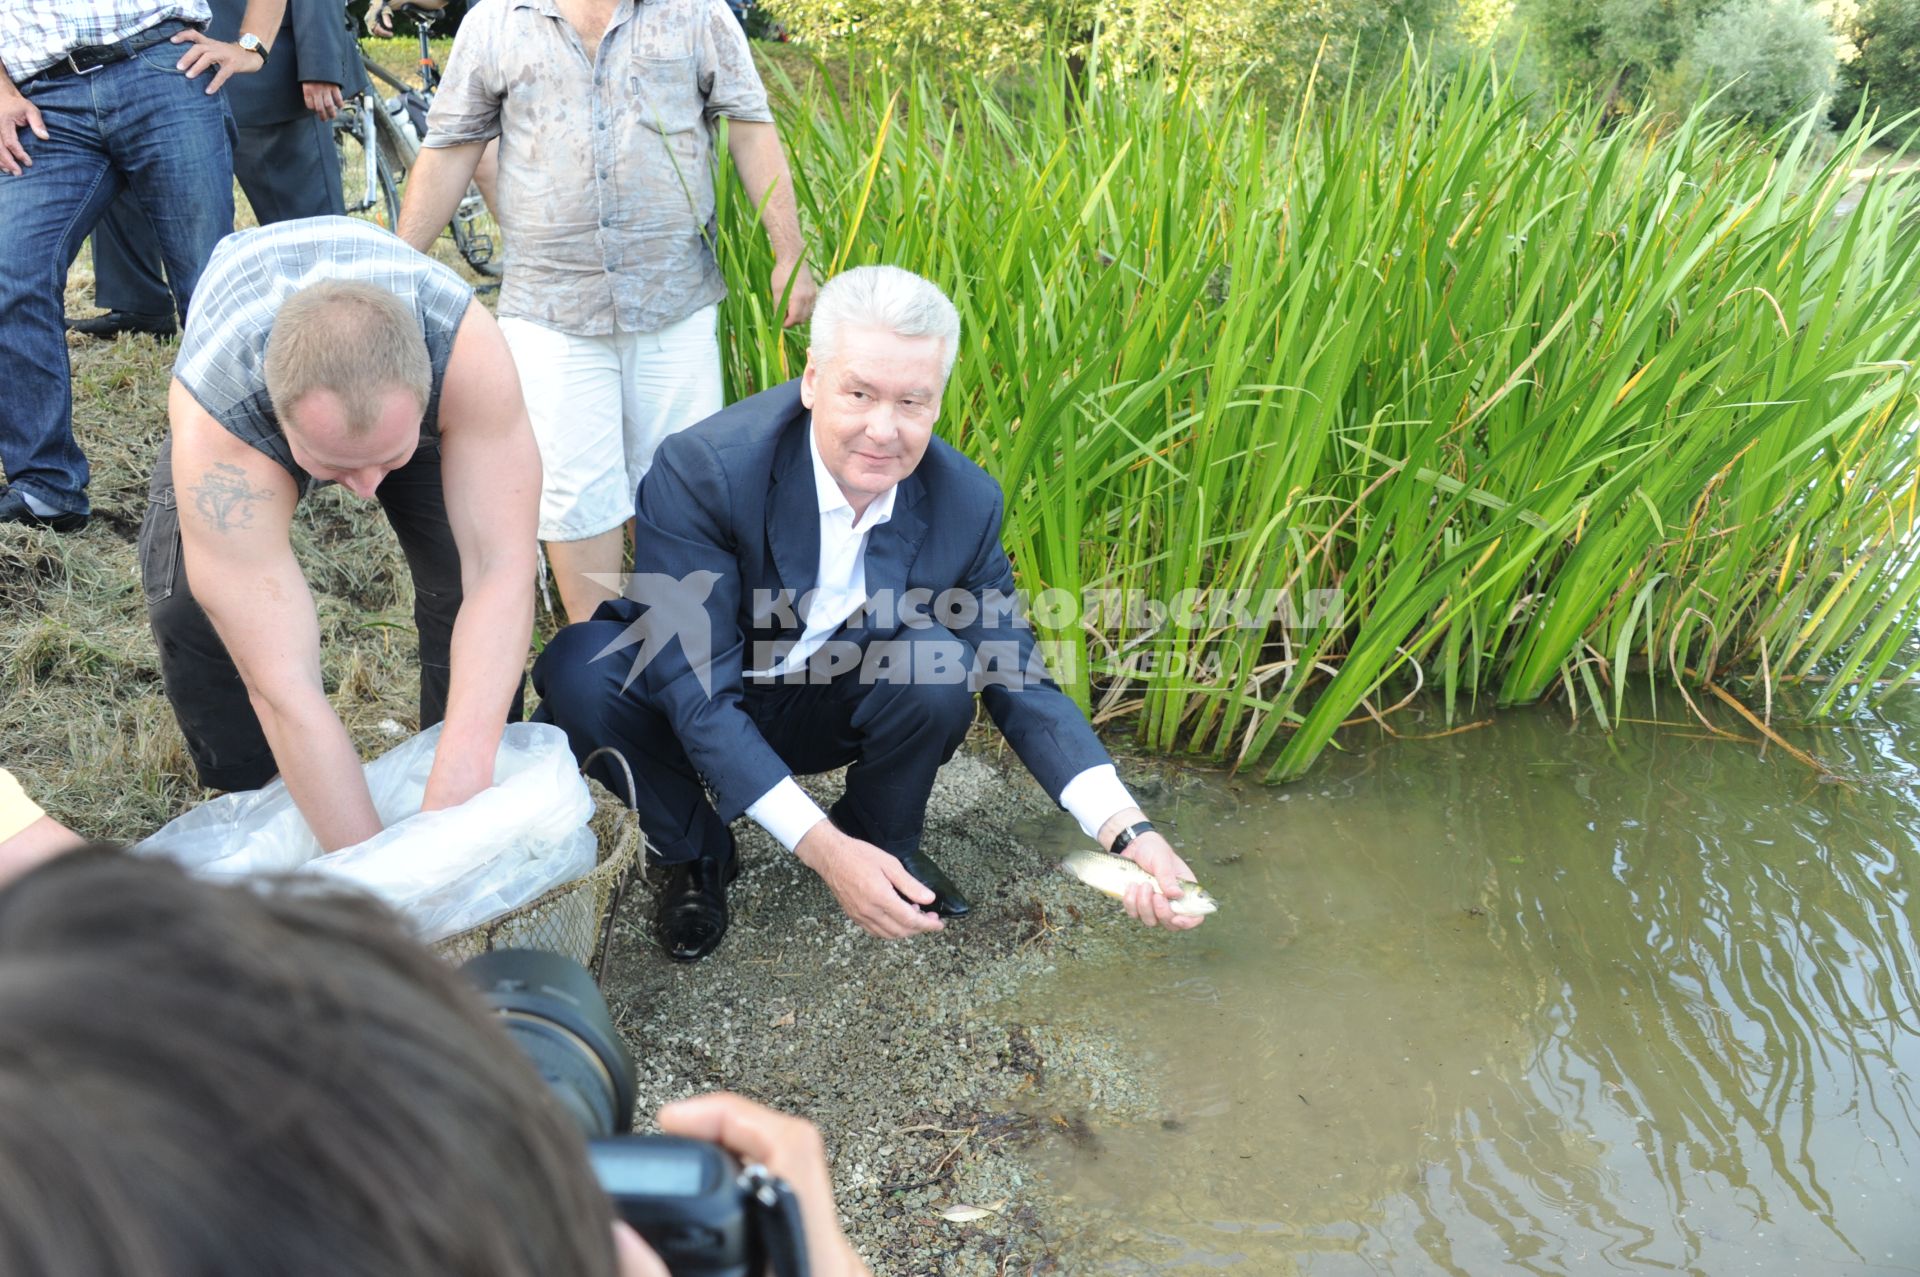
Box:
[27,20,196,86]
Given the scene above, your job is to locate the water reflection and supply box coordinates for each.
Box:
[1022,698,1920,1274]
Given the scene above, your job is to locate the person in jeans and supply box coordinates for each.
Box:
[142,215,540,850]
[0,0,285,532]
[69,0,371,339]
[394,0,817,625]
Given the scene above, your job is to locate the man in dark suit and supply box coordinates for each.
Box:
[68,0,365,338]
[533,266,1205,962]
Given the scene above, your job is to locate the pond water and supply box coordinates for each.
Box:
[1016,696,1920,1275]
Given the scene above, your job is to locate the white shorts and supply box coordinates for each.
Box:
[500,307,724,541]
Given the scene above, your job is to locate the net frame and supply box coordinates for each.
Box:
[431,775,642,978]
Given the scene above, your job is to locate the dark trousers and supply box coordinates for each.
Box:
[141,435,520,790]
[531,622,980,865]
[0,24,233,516]
[93,113,345,315]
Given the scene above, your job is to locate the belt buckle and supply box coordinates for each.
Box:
[67,49,104,76]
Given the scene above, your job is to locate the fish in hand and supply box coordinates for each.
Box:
[1059,849,1219,917]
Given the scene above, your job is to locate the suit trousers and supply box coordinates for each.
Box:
[140,435,523,791]
[93,113,345,316]
[531,621,980,865]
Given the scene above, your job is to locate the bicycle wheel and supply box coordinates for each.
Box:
[335,103,402,231]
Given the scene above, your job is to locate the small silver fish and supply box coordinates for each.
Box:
[1059,849,1219,917]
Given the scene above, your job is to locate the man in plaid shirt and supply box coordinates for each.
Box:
[0,0,285,532]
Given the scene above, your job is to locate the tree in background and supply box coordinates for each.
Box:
[761,0,1889,137]
[1836,0,1920,132]
[1513,0,1721,109]
[760,0,1452,92]
[1513,0,1842,124]
[1681,0,1837,130]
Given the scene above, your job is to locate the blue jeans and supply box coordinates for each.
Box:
[0,27,233,517]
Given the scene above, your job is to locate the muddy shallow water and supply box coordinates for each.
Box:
[1015,699,1920,1275]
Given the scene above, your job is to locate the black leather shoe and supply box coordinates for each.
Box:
[651,847,740,963]
[0,488,88,533]
[65,309,177,339]
[894,850,970,918]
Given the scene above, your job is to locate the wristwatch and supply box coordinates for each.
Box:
[237,32,268,60]
[1106,819,1155,857]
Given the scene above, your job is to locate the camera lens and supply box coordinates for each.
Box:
[460,949,637,1139]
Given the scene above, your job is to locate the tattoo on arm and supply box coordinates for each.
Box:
[189,462,275,533]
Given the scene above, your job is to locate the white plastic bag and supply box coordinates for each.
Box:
[137,723,598,941]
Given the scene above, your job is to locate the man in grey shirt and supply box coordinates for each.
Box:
[396,0,816,625]
[144,216,541,850]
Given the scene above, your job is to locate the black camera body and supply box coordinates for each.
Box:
[591,1136,807,1277]
[461,949,809,1277]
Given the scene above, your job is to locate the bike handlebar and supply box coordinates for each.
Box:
[369,1,447,32]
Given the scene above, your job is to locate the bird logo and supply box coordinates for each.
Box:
[584,571,726,697]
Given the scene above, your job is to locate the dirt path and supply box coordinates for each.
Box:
[1835,144,1920,216]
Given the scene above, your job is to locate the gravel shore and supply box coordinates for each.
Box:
[600,742,1169,1276]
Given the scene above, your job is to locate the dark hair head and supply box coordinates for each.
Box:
[0,848,614,1277]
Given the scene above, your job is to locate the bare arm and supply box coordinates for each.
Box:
[396,142,488,254]
[235,0,290,42]
[0,815,82,884]
[725,119,816,326]
[169,381,384,850]
[418,302,542,812]
[0,769,82,886]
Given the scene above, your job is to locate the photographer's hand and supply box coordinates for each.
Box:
[658,1093,873,1277]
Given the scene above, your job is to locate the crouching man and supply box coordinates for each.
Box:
[533,266,1204,962]
[142,215,541,849]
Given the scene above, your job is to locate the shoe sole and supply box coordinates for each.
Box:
[0,512,89,534]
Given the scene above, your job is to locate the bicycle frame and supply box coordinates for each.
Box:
[412,8,443,94]
[351,7,499,275]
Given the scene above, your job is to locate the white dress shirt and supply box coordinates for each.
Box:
[745,428,1138,852]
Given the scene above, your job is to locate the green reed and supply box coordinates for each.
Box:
[714,50,1920,780]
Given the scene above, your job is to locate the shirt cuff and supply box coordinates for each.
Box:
[419,128,502,149]
[1059,765,1136,843]
[746,776,829,854]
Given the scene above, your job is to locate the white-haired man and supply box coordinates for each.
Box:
[142,215,541,850]
[532,266,1204,962]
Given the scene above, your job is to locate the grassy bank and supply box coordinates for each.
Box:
[13,51,1920,816]
[716,52,1920,779]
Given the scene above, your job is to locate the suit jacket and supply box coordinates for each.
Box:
[610,379,1114,824]
[210,0,368,125]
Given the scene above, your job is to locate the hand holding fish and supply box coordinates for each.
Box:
[1065,810,1215,930]
[1116,831,1209,930]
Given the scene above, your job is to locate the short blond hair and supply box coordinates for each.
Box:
[264,281,431,435]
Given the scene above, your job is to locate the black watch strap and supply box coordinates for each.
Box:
[1107,819,1155,857]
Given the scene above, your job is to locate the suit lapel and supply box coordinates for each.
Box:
[861,469,930,628]
[766,418,820,628]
